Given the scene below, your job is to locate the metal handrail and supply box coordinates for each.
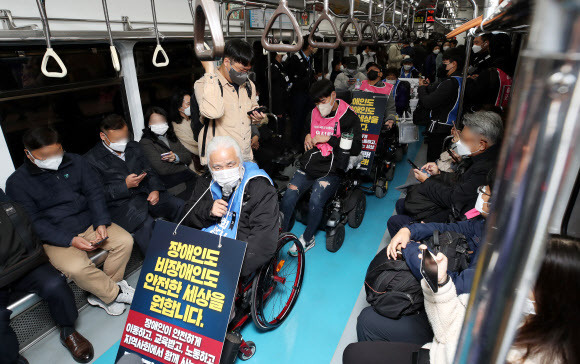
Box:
[340,0,363,47]
[261,0,303,52]
[308,0,341,49]
[360,0,379,45]
[35,0,67,78]
[101,0,120,72]
[190,0,225,60]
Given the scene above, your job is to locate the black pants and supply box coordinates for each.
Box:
[356,306,433,345]
[343,341,422,364]
[289,92,312,148]
[133,192,185,254]
[426,132,449,162]
[0,263,78,363]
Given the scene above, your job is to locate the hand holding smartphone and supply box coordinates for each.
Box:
[91,237,108,247]
[420,246,439,293]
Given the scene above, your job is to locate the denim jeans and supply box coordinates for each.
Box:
[280,170,340,241]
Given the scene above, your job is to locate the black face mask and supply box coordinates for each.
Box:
[367,70,380,81]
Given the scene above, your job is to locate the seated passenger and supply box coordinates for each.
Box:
[387,111,502,237]
[360,62,398,129]
[6,127,134,316]
[345,235,580,364]
[181,136,279,277]
[0,188,94,364]
[84,115,184,253]
[399,58,421,79]
[334,56,367,91]
[140,106,197,199]
[384,68,412,118]
[169,90,203,172]
[280,79,362,254]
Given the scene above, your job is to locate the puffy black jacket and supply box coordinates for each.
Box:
[6,153,111,247]
[84,141,166,232]
[181,173,279,277]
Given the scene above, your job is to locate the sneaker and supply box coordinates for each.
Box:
[115,282,134,305]
[289,235,315,256]
[87,295,126,316]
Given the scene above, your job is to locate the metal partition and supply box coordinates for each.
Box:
[454,0,580,362]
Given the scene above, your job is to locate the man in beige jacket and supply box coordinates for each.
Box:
[387,42,405,69]
[194,39,266,164]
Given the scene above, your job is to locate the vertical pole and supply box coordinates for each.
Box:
[455,34,472,127]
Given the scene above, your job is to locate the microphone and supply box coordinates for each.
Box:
[222,184,233,202]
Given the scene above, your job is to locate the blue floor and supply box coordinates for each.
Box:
[96,138,422,364]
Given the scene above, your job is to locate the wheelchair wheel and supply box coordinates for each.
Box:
[385,165,396,181]
[394,148,404,162]
[347,189,366,228]
[251,233,305,330]
[326,223,345,252]
[237,341,256,361]
[375,179,388,199]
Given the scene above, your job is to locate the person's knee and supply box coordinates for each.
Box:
[37,273,69,299]
[309,181,333,207]
[342,343,360,364]
[63,259,93,280]
[356,307,376,341]
[109,226,134,251]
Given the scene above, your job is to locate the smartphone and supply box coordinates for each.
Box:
[446,148,460,163]
[407,158,420,170]
[420,246,439,293]
[91,237,108,247]
[246,106,268,116]
[161,152,172,157]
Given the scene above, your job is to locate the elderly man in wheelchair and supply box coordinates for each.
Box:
[181,136,305,361]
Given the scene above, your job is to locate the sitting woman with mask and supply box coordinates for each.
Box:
[140,106,197,199]
[181,136,279,278]
[346,234,580,364]
[280,79,362,255]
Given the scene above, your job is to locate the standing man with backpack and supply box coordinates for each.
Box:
[0,189,94,364]
[194,39,267,165]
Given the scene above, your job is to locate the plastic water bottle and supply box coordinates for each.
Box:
[355,79,362,90]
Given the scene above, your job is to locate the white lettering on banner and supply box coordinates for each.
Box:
[123,334,165,358]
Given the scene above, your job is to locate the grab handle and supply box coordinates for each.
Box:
[35,0,67,78]
[191,0,225,60]
[101,0,120,71]
[360,20,379,45]
[150,0,169,67]
[308,0,341,49]
[261,0,303,52]
[340,0,363,47]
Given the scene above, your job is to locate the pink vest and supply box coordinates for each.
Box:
[311,100,350,156]
[360,80,394,95]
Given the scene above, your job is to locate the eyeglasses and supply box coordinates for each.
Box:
[478,185,491,197]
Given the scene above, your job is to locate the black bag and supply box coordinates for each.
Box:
[299,147,349,179]
[424,230,470,272]
[0,201,48,288]
[364,247,423,319]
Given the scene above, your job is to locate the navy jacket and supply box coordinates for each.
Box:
[84,141,166,233]
[6,153,111,247]
[402,217,485,295]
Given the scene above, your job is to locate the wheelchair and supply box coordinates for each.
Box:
[370,122,408,198]
[220,233,306,363]
[287,168,367,253]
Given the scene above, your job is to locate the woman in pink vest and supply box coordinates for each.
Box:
[280,80,362,255]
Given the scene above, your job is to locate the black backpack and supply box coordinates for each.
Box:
[0,201,48,288]
[424,230,470,272]
[364,247,423,319]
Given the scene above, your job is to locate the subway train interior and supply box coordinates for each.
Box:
[0,0,579,363]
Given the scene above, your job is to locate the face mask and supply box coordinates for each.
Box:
[339,65,345,71]
[367,70,379,81]
[346,67,357,75]
[228,63,248,86]
[475,190,487,214]
[29,152,63,171]
[385,79,396,85]
[445,62,455,72]
[150,123,169,136]
[455,139,473,156]
[317,96,335,117]
[317,75,323,81]
[368,51,376,57]
[433,49,440,54]
[410,43,414,47]
[182,106,191,117]
[443,46,450,51]
[105,134,129,153]
[522,299,536,316]
[472,44,482,54]
[282,54,288,62]
[212,166,242,192]
[404,65,412,71]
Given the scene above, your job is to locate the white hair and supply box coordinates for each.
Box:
[206,136,243,166]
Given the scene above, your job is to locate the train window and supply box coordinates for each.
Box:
[134,41,204,118]
[0,44,129,167]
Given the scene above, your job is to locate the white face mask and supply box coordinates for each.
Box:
[433,49,440,54]
[282,54,288,62]
[385,79,396,85]
[317,96,335,117]
[455,139,474,156]
[29,152,63,171]
[472,44,482,54]
[339,65,345,71]
[150,123,169,136]
[368,51,376,57]
[404,65,412,71]
[183,106,191,117]
[522,298,536,316]
[211,165,242,193]
[410,43,414,47]
[475,188,489,215]
[443,46,450,51]
[105,134,129,153]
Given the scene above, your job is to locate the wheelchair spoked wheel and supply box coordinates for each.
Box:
[375,179,388,199]
[251,233,305,330]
